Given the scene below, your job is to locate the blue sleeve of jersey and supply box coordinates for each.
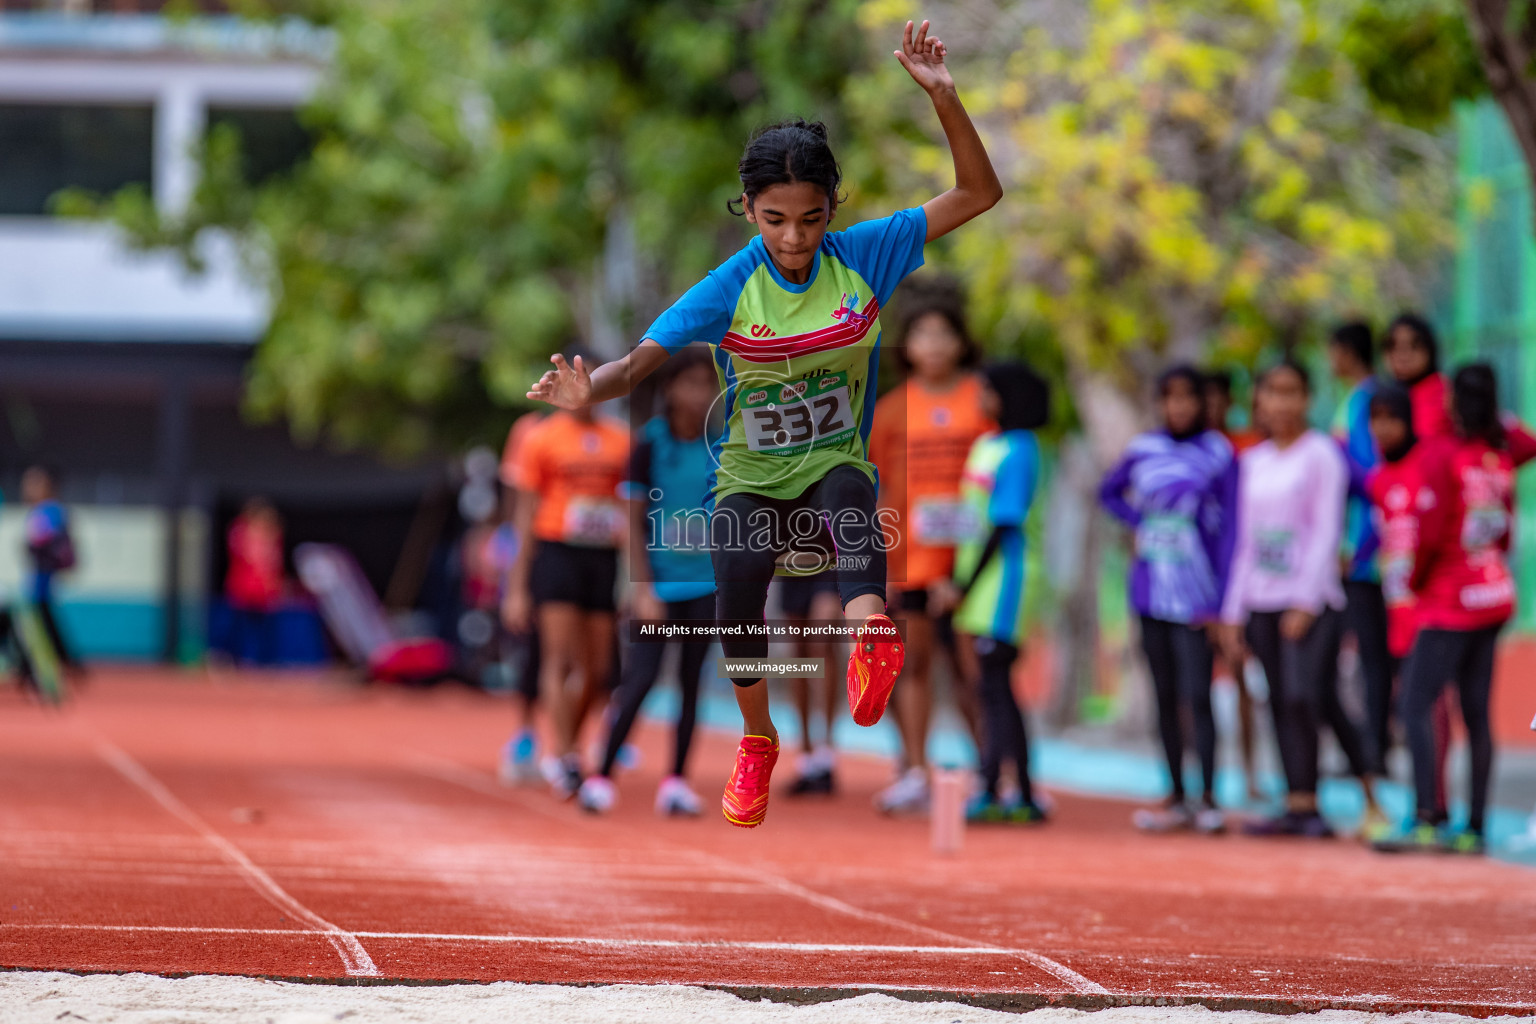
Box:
[989,435,1039,527]
[831,207,927,307]
[1347,385,1379,475]
[642,276,734,355]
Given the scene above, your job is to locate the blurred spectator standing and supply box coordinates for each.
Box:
[0,7,445,664]
[223,497,283,666]
[21,464,79,673]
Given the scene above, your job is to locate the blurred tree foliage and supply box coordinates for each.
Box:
[74,0,866,455]
[1340,0,1486,130]
[1458,0,1536,226]
[858,0,1453,424]
[1338,0,1536,233]
[855,0,1455,723]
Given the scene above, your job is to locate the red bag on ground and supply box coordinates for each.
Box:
[367,638,455,685]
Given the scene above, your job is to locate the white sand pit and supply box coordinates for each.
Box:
[0,971,1524,1024]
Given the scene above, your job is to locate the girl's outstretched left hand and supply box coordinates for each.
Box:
[894,19,954,95]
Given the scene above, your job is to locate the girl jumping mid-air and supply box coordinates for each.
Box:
[527,19,1001,827]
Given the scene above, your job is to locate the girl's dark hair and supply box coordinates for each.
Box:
[1369,385,1417,462]
[1387,312,1440,376]
[1329,321,1374,369]
[1258,358,1311,395]
[1368,385,1414,426]
[1452,363,1505,447]
[1202,368,1234,397]
[983,362,1050,432]
[727,119,844,216]
[894,278,980,372]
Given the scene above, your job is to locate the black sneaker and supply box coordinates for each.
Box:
[1243,810,1334,838]
[788,769,834,796]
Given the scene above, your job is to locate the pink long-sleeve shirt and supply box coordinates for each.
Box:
[1221,430,1347,623]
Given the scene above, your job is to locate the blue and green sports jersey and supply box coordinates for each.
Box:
[643,207,927,503]
[953,430,1040,646]
[623,416,717,603]
[1332,377,1381,583]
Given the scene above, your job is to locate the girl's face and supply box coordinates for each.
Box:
[1203,384,1231,430]
[1256,367,1309,437]
[1384,324,1431,383]
[1160,377,1203,436]
[1369,407,1408,456]
[666,364,718,433]
[980,381,1002,423]
[21,468,50,503]
[745,181,834,277]
[906,312,966,382]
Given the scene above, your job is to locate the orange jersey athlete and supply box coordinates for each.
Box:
[513,410,631,547]
[868,374,996,588]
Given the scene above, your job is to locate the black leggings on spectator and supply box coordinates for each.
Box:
[37,596,78,669]
[711,466,886,686]
[1139,616,1215,804]
[1245,608,1370,795]
[976,637,1033,804]
[1400,625,1500,834]
[599,593,715,779]
[1344,580,1394,774]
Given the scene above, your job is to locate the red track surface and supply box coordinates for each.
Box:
[2,669,1534,1015]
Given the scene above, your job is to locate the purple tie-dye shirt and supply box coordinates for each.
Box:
[1099,429,1239,624]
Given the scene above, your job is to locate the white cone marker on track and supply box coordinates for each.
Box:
[95,742,380,977]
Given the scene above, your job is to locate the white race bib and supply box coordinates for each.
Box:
[1255,527,1295,575]
[1381,553,1413,604]
[1461,504,1508,551]
[563,498,623,547]
[1137,512,1198,566]
[739,371,856,457]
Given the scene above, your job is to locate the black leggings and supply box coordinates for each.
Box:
[1400,625,1501,833]
[1246,608,1370,795]
[598,593,714,779]
[976,637,1032,803]
[1344,580,1394,774]
[37,596,78,668]
[1139,616,1215,803]
[0,608,31,682]
[711,465,885,685]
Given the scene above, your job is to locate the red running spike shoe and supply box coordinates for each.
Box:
[847,613,904,726]
[721,734,779,828]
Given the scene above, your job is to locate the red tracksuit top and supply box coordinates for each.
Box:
[1410,435,1517,632]
[1368,449,1429,658]
[1409,373,1452,441]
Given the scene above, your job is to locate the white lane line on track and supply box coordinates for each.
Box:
[0,923,1018,956]
[690,850,1108,995]
[411,756,1108,995]
[94,742,379,978]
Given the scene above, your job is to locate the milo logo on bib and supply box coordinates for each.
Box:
[740,370,857,457]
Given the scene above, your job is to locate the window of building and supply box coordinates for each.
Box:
[206,106,310,185]
[0,103,155,215]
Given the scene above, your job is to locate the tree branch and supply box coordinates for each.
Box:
[1464,0,1536,230]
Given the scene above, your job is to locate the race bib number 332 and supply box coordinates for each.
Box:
[740,371,857,456]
